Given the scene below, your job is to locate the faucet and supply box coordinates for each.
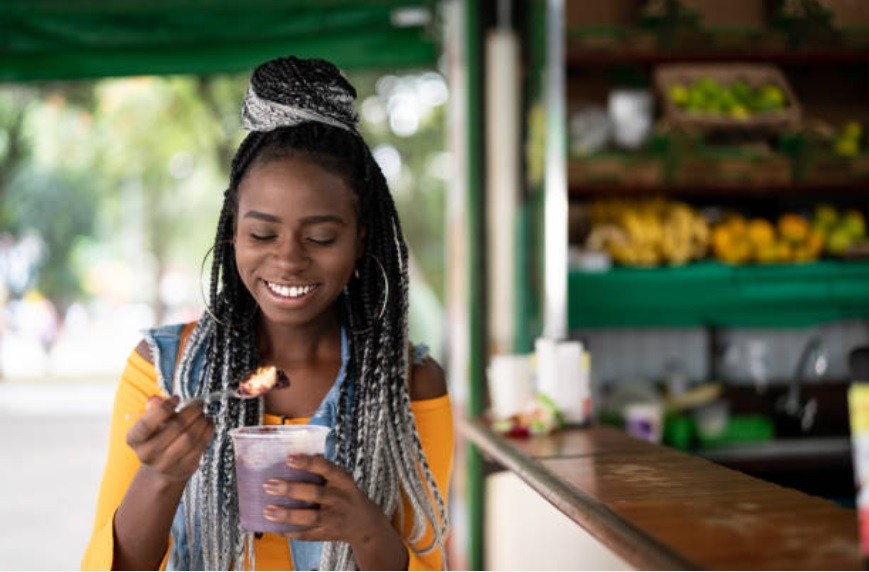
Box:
[776,336,827,433]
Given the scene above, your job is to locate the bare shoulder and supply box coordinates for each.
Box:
[409,356,448,401]
[134,339,153,364]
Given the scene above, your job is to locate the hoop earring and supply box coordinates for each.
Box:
[199,241,257,329]
[344,253,389,335]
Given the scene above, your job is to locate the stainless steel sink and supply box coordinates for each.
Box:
[697,436,851,463]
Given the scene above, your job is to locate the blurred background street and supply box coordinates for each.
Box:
[0,379,114,571]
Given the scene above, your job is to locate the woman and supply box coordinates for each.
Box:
[82,56,452,571]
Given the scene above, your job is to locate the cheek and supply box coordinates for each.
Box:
[331,250,359,279]
[233,247,259,281]
[319,247,358,285]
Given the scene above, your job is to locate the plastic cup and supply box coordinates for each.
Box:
[487,354,534,421]
[229,425,330,533]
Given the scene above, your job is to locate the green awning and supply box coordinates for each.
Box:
[0,0,439,81]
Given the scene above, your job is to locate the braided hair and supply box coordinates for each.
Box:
[177,57,448,570]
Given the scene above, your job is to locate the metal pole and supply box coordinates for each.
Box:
[543,0,567,340]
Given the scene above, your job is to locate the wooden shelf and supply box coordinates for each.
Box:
[567,48,869,69]
[568,181,869,199]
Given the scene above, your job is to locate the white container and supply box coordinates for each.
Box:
[608,88,653,150]
[487,354,535,420]
[535,337,592,425]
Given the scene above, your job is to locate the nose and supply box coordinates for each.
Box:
[273,235,310,271]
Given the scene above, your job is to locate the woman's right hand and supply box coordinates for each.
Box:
[125,395,215,485]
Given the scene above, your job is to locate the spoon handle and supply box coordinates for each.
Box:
[175,389,242,411]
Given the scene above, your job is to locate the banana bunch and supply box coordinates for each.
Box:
[585,198,709,267]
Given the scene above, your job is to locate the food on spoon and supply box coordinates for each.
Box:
[238,365,290,397]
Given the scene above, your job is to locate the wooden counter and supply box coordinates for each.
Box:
[461,418,860,570]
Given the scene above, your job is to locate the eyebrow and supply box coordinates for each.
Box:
[242,211,347,226]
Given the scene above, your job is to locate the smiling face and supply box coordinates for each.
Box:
[234,155,364,329]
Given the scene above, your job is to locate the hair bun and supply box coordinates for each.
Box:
[242,56,359,133]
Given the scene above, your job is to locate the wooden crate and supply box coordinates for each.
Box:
[673,146,792,186]
[569,154,665,186]
[654,63,802,135]
[797,152,869,183]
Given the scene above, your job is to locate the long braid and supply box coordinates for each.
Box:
[177,57,448,570]
[323,135,448,568]
[176,130,271,569]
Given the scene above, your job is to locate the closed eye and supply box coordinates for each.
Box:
[250,233,277,241]
[307,237,336,246]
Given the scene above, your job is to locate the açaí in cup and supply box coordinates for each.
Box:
[230,425,330,533]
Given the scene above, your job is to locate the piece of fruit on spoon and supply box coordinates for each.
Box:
[237,365,290,397]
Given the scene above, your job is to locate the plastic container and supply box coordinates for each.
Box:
[230,425,330,533]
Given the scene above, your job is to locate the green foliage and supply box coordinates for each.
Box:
[4,165,98,304]
[348,70,448,304]
[0,67,447,325]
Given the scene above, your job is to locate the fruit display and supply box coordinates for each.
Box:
[709,205,867,264]
[710,213,822,264]
[584,198,709,267]
[833,121,864,157]
[813,204,867,257]
[668,77,789,119]
[654,64,800,133]
[581,199,867,267]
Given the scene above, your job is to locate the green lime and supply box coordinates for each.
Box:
[669,84,689,107]
[843,121,863,140]
[730,104,750,119]
[758,84,786,110]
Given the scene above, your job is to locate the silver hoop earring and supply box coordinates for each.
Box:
[344,253,389,335]
[199,241,257,329]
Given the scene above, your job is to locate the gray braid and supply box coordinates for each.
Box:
[173,314,263,570]
[242,56,358,133]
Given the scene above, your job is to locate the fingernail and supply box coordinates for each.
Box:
[169,395,181,406]
[263,506,281,521]
[286,454,303,467]
[263,480,282,495]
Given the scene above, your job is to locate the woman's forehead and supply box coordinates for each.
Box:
[238,157,359,221]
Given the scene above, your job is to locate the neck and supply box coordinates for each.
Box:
[255,307,343,367]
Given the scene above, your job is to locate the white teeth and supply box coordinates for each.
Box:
[266,281,315,298]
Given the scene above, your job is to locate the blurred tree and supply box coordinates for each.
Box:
[350,70,448,304]
[0,87,34,224]
[1,84,101,308]
[4,166,97,307]
[0,68,447,339]
[91,76,241,323]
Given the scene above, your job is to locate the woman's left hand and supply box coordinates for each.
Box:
[263,454,408,569]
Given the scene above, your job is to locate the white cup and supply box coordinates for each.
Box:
[487,354,534,420]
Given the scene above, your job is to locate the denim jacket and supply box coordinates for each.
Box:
[143,323,354,571]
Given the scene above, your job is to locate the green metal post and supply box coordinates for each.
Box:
[463,0,486,569]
